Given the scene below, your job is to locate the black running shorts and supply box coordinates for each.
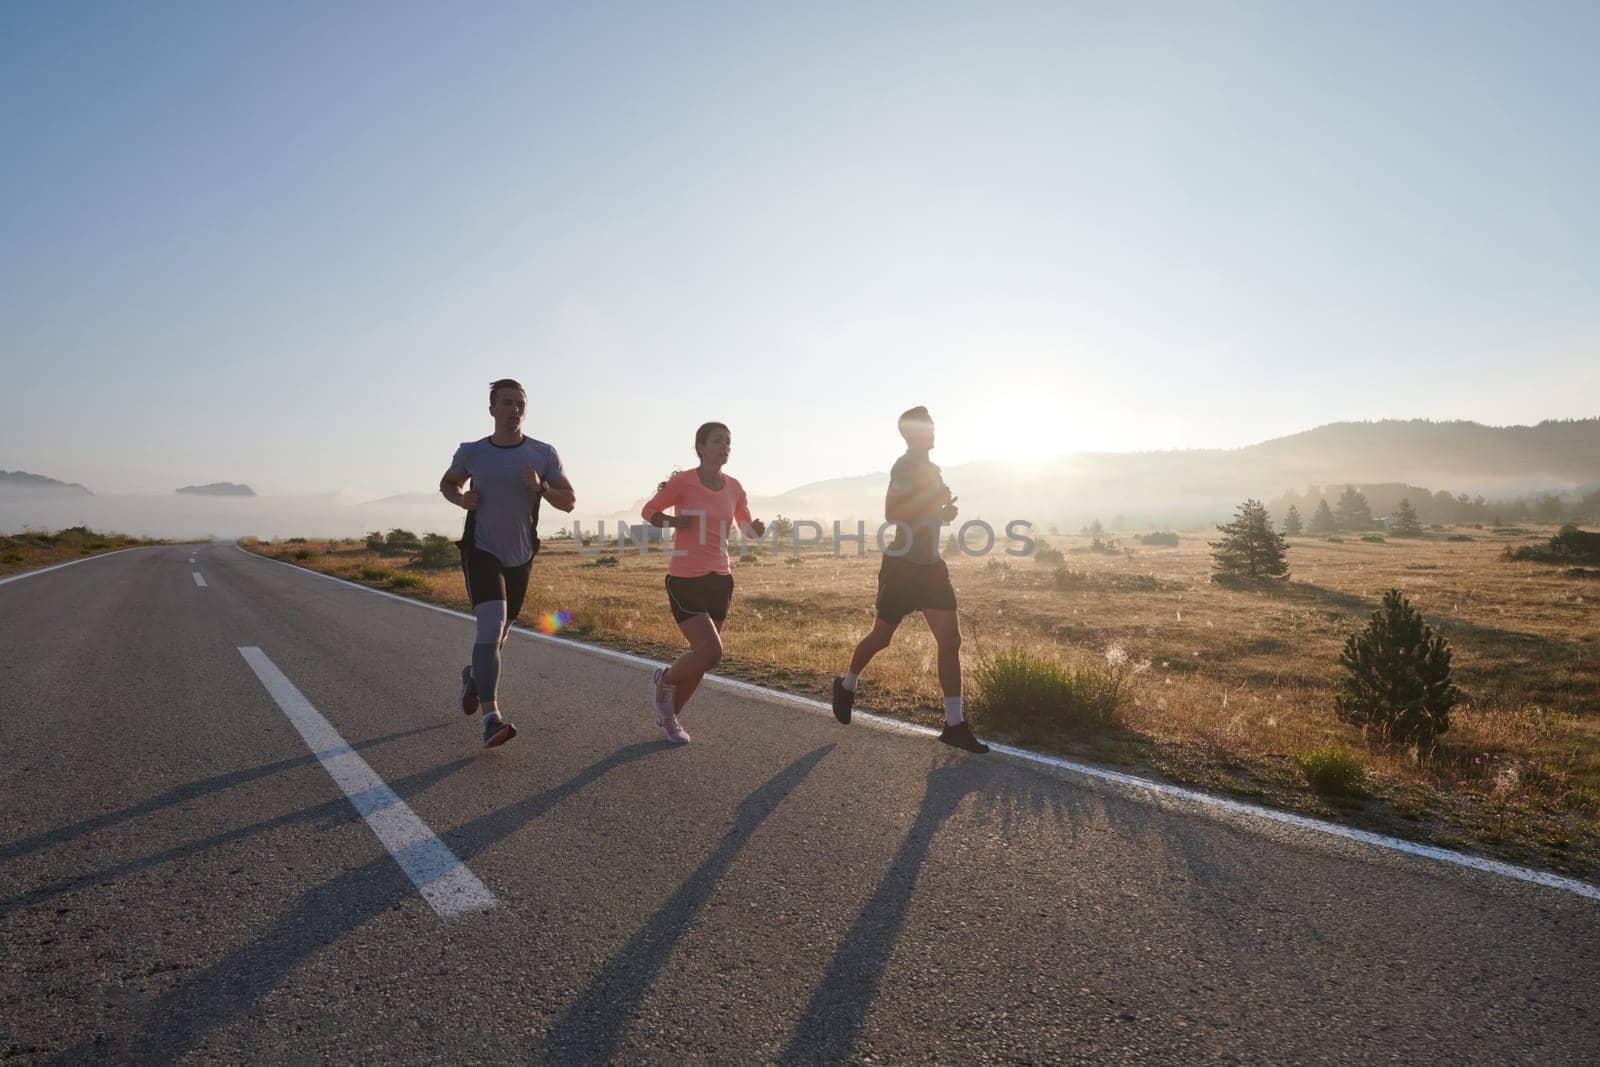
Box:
[665,572,734,625]
[875,556,957,623]
[461,545,531,622]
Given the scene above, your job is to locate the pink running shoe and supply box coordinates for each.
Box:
[661,714,692,745]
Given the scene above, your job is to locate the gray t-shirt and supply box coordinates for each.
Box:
[447,436,565,567]
[886,451,948,565]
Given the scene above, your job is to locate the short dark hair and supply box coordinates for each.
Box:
[897,405,932,440]
[489,378,525,404]
[695,421,730,455]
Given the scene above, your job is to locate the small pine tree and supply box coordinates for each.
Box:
[1391,498,1423,537]
[1336,589,1460,745]
[1335,484,1373,531]
[1310,498,1338,535]
[1283,505,1304,536]
[1209,499,1289,582]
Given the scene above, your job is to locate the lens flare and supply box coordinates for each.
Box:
[535,611,571,635]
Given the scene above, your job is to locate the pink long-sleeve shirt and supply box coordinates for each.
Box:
[641,470,754,577]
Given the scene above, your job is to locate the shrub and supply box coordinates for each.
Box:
[1502,524,1600,564]
[1446,534,1474,542]
[389,574,426,591]
[1138,531,1180,547]
[970,647,1140,743]
[784,555,805,566]
[293,549,315,561]
[358,566,393,582]
[1360,534,1386,544]
[581,555,620,568]
[1054,567,1091,591]
[286,537,308,544]
[2,552,23,564]
[1295,746,1366,797]
[365,530,385,552]
[385,528,421,554]
[418,533,457,569]
[1053,567,1180,593]
[1034,546,1065,565]
[1071,536,1122,555]
[985,559,1012,578]
[1336,589,1461,746]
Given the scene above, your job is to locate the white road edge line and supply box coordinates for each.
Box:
[192,571,208,587]
[0,546,156,587]
[237,543,1600,903]
[237,645,497,920]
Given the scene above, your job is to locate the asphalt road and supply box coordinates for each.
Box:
[2,544,1597,1064]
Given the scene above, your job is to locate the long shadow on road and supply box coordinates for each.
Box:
[44,741,667,1065]
[778,759,979,1066]
[0,721,450,867]
[0,743,471,917]
[537,744,835,1065]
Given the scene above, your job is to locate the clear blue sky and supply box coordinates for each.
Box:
[3,0,1596,506]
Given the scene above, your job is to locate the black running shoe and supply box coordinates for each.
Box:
[832,677,854,725]
[460,666,479,716]
[938,721,989,754]
[483,715,517,749]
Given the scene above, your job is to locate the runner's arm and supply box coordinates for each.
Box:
[643,475,687,528]
[733,488,764,537]
[542,472,576,513]
[439,469,477,510]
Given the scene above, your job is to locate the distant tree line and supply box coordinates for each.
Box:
[1272,482,1600,529]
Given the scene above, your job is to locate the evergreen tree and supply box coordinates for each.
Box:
[1210,499,1290,582]
[1335,484,1373,531]
[1310,498,1338,535]
[1283,505,1304,536]
[1391,498,1423,537]
[1336,589,1460,745]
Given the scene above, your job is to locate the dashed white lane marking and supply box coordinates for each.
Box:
[192,571,208,587]
[238,543,1600,903]
[238,645,497,920]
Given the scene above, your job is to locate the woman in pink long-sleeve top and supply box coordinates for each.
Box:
[640,421,766,743]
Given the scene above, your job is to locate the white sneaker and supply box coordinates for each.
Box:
[650,667,676,725]
[661,714,692,744]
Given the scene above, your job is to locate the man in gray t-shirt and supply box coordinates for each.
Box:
[439,378,576,748]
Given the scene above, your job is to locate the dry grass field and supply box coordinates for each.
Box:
[246,524,1600,880]
[0,526,169,578]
